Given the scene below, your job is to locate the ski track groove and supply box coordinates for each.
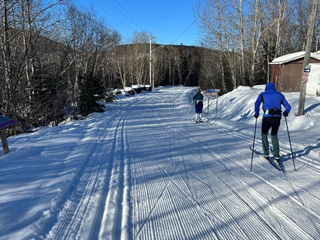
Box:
[90,108,129,240]
[43,98,142,240]
[42,115,115,239]
[52,123,113,239]
[98,97,144,240]
[97,113,125,240]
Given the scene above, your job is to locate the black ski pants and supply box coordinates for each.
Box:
[262,117,281,135]
[261,116,281,157]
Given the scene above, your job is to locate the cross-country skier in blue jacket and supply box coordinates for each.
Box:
[254,83,291,162]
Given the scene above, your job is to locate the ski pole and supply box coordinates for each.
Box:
[250,117,258,171]
[187,99,194,117]
[284,116,297,171]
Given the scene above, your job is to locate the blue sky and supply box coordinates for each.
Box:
[74,0,201,46]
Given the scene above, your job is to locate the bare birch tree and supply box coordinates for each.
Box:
[197,0,239,89]
[1,0,12,111]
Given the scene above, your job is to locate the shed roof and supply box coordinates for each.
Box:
[270,51,320,64]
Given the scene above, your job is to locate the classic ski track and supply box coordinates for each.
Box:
[97,96,154,239]
[43,97,141,239]
[47,120,114,240]
[97,105,129,240]
[167,92,320,239]
[41,115,115,239]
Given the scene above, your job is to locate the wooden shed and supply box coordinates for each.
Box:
[270,51,320,96]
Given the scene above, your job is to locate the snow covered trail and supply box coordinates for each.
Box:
[124,87,320,240]
[2,86,320,239]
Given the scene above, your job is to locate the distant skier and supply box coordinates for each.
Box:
[193,89,204,123]
[254,82,291,162]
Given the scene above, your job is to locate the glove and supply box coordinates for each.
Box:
[283,111,288,117]
[254,114,259,118]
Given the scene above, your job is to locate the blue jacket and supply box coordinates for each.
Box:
[255,83,291,118]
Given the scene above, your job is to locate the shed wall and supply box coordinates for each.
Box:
[270,63,301,92]
[280,63,302,92]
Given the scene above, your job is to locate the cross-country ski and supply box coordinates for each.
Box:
[249,145,282,171]
[269,146,286,172]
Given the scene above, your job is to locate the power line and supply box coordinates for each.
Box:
[88,1,171,44]
[173,19,197,44]
[106,0,146,31]
[91,1,165,43]
[90,1,140,32]
[111,0,149,31]
[77,0,194,45]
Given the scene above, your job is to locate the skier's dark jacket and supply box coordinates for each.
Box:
[193,92,204,103]
[255,83,291,118]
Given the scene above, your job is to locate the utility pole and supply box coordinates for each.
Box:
[149,35,153,89]
[149,35,164,89]
[297,0,319,116]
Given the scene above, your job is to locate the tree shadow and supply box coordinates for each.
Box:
[305,103,320,113]
[282,138,320,170]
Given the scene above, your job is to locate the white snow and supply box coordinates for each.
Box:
[270,51,320,64]
[1,85,320,239]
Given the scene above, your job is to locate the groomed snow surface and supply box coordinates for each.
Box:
[1,85,320,240]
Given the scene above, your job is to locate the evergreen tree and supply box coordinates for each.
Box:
[79,72,104,115]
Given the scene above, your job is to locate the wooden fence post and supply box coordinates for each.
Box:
[0,129,9,155]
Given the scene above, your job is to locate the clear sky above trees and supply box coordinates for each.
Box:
[74,0,200,46]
